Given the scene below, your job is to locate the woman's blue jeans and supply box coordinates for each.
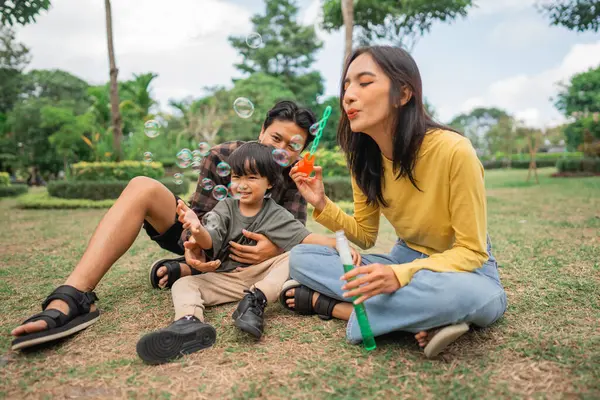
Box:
[289,237,507,344]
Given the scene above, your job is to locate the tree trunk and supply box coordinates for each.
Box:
[105,0,123,161]
[341,0,354,69]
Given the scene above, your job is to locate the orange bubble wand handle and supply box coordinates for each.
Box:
[296,106,331,175]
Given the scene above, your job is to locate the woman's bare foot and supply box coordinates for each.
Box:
[11,300,98,337]
[285,288,319,309]
[285,288,353,321]
[156,263,193,289]
[415,330,433,347]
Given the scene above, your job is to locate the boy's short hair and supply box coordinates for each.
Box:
[228,142,284,190]
[263,100,317,150]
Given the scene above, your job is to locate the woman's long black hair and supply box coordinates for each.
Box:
[338,46,460,207]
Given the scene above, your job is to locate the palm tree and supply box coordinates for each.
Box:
[104,0,123,161]
[121,72,158,120]
[341,0,354,67]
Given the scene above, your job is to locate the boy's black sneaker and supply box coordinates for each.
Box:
[233,290,267,339]
[136,316,216,365]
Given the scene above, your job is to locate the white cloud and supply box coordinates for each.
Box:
[15,0,252,109]
[453,40,600,127]
[489,16,557,48]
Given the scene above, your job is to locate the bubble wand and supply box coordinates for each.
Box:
[296,105,332,175]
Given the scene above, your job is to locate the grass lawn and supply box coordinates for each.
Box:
[0,168,598,399]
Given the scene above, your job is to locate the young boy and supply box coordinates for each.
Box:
[136,142,360,364]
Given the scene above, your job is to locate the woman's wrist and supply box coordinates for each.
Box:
[314,197,327,213]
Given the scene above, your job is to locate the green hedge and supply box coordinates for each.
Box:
[556,158,600,173]
[0,172,9,187]
[48,179,189,200]
[71,161,164,181]
[482,159,559,170]
[0,185,28,197]
[17,191,116,209]
[323,176,353,202]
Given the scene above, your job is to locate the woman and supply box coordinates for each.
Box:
[282,46,507,358]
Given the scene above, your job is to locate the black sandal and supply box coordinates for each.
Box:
[279,280,340,320]
[149,256,203,289]
[11,285,100,351]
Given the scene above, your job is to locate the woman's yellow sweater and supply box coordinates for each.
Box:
[313,129,489,286]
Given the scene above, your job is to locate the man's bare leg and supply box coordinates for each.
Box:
[12,177,181,337]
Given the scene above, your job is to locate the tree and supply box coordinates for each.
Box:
[0,27,30,115]
[322,0,473,52]
[554,65,600,149]
[341,0,354,66]
[228,0,324,108]
[120,72,158,120]
[169,87,228,146]
[537,0,600,32]
[449,107,510,156]
[1,0,51,26]
[22,69,89,110]
[104,0,123,161]
[41,105,94,171]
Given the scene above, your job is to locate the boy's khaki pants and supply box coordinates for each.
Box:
[171,252,290,321]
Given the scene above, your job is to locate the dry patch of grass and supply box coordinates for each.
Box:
[1,169,599,399]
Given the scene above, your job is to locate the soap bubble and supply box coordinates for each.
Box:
[272,148,290,167]
[228,182,240,199]
[173,173,184,185]
[202,212,219,231]
[309,122,320,136]
[290,135,304,151]
[143,151,153,163]
[192,149,203,161]
[201,178,215,191]
[246,32,262,49]
[144,120,160,138]
[176,149,193,168]
[233,97,254,119]
[191,160,202,174]
[216,161,231,177]
[197,142,211,157]
[212,185,228,201]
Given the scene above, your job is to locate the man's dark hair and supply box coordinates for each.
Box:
[228,142,284,190]
[263,100,318,149]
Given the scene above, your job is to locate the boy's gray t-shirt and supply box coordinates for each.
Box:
[205,198,311,272]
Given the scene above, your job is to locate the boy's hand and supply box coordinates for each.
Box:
[177,199,202,233]
[183,237,221,272]
[350,247,362,266]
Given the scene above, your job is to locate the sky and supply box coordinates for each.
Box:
[14,0,600,128]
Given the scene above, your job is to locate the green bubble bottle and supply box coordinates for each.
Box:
[335,230,377,351]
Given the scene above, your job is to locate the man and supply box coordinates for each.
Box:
[11,100,317,350]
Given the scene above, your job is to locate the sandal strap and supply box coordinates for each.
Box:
[314,293,340,321]
[41,285,98,317]
[163,261,182,287]
[294,285,316,316]
[21,309,69,330]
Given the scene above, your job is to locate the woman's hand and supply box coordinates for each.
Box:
[340,263,401,304]
[349,247,362,266]
[289,165,327,212]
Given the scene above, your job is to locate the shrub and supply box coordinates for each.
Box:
[48,179,189,200]
[323,176,353,202]
[71,161,164,181]
[0,184,28,197]
[482,159,559,170]
[17,191,116,209]
[0,172,9,187]
[557,157,600,173]
[311,148,349,177]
